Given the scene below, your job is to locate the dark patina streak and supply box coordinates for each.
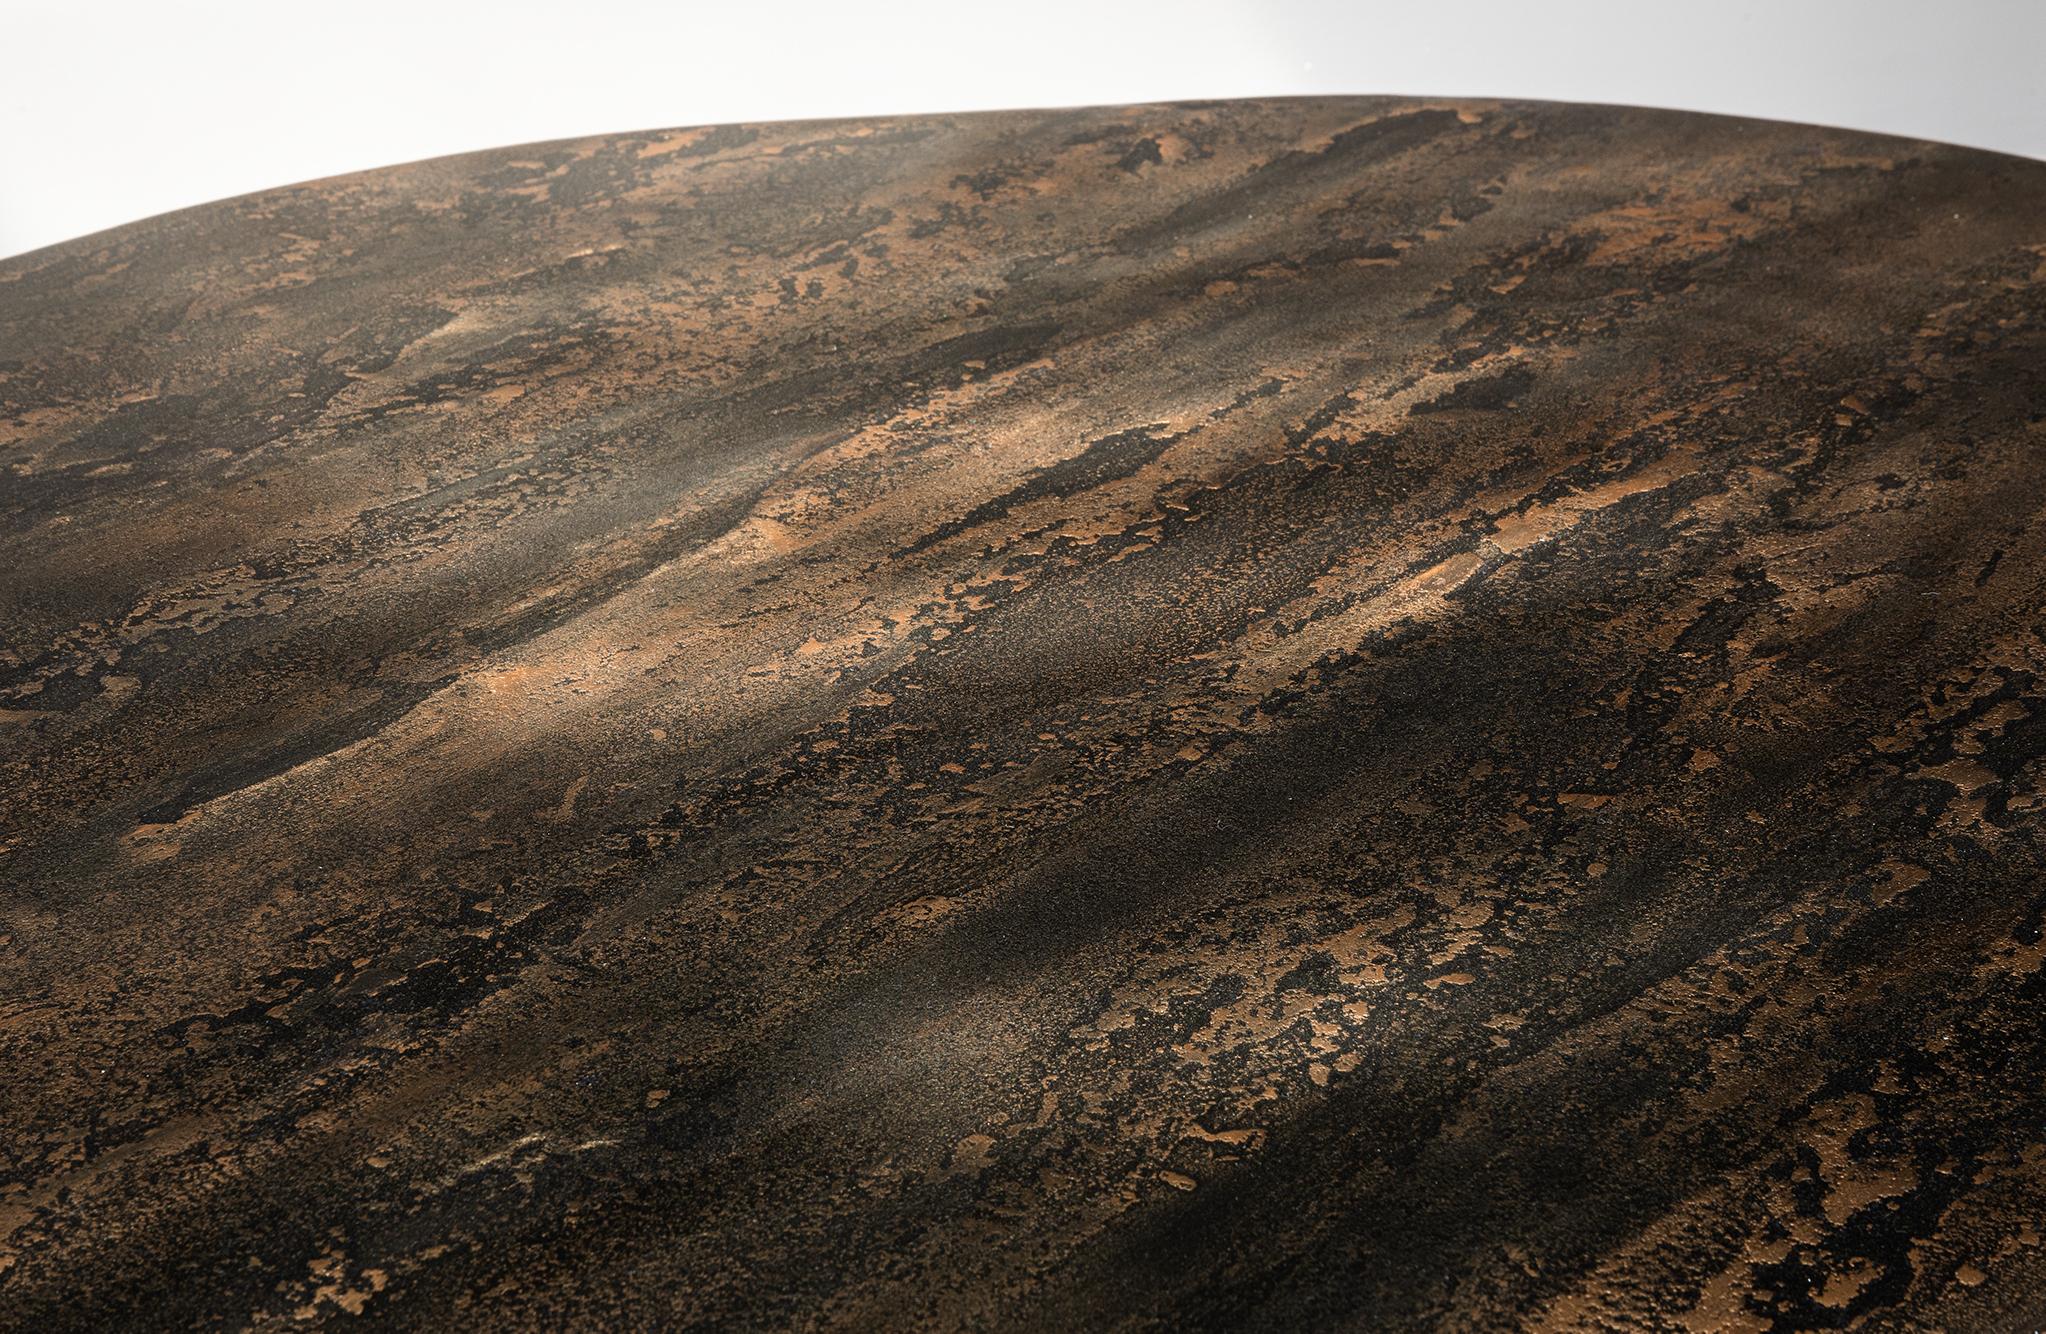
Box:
[2,98,2045,1329]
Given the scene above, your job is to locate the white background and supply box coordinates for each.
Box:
[4,0,2043,259]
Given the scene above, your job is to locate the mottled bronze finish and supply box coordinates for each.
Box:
[3,97,2045,1328]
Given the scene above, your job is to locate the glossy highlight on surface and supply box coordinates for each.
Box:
[3,98,2046,1328]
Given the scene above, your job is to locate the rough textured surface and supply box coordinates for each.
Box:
[3,97,2046,1329]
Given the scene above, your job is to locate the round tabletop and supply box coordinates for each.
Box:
[4,97,2045,1328]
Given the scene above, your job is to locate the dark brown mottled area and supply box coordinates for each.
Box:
[3,97,2046,1329]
